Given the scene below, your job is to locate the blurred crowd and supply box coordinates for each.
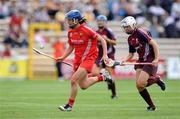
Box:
[0,0,180,57]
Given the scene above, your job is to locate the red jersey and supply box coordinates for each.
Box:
[68,25,98,64]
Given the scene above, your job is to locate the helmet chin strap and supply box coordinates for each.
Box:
[126,28,135,34]
[126,32,133,34]
[69,19,78,29]
[69,25,77,29]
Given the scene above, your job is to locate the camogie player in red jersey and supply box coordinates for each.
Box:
[120,16,166,111]
[92,15,117,99]
[57,10,112,111]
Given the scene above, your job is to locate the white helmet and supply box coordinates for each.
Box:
[120,16,137,29]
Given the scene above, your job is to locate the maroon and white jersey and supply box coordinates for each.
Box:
[128,28,155,62]
[96,28,116,59]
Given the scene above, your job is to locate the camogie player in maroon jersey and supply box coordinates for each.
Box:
[92,15,117,99]
[120,16,166,111]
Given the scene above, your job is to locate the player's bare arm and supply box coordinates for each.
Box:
[97,34,108,59]
[102,35,117,45]
[149,40,159,66]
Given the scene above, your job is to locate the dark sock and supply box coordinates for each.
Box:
[109,82,116,96]
[139,89,155,107]
[147,76,159,87]
[107,82,116,96]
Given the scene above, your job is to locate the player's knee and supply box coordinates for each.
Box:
[79,82,88,90]
[79,85,87,90]
[136,80,146,89]
[80,87,87,90]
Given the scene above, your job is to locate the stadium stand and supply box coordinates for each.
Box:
[30,21,180,79]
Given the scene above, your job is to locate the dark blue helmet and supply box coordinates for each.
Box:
[96,15,107,21]
[65,9,83,21]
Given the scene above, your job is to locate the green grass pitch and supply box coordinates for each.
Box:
[0,79,180,119]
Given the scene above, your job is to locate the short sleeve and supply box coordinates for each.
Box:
[137,29,152,43]
[129,45,136,53]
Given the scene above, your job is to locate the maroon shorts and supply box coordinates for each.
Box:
[134,65,158,76]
